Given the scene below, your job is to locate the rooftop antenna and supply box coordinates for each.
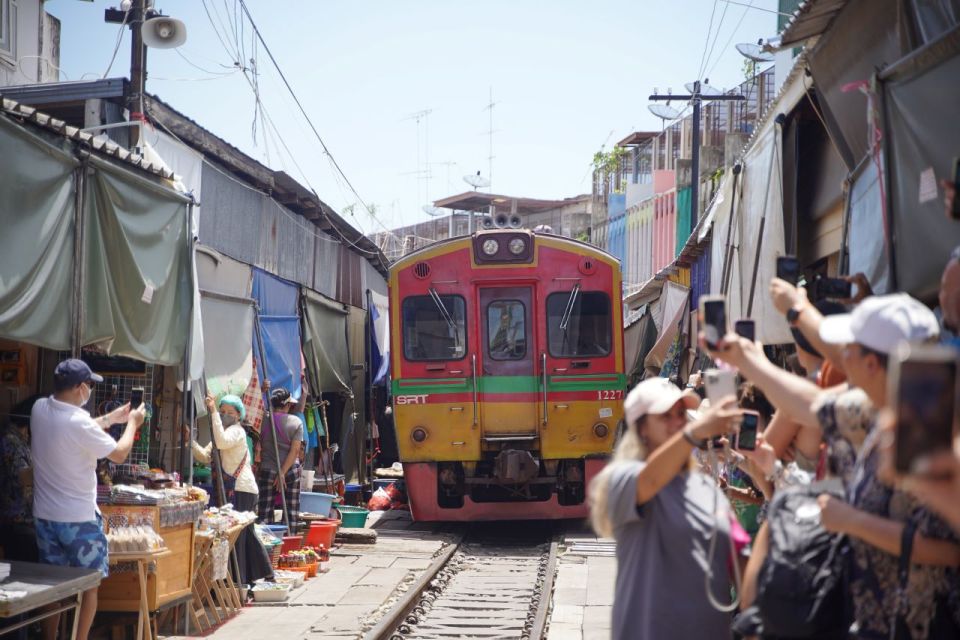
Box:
[402,108,433,214]
[735,40,774,130]
[482,87,497,190]
[463,170,491,190]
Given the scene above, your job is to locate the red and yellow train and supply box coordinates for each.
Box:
[389,228,625,520]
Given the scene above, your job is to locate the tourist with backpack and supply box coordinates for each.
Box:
[589,378,744,640]
[711,294,960,639]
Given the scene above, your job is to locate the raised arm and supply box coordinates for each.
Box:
[635,397,741,505]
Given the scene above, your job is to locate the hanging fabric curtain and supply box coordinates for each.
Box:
[81,156,193,365]
[881,31,960,298]
[195,247,255,397]
[0,116,78,350]
[252,268,303,399]
[301,289,351,395]
[369,290,390,385]
[644,280,689,373]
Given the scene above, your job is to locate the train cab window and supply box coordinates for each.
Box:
[402,294,467,361]
[546,290,611,358]
[486,300,526,360]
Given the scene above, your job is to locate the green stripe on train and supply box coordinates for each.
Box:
[392,374,627,396]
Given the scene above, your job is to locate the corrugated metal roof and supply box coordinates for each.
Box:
[779,0,849,48]
[0,96,175,180]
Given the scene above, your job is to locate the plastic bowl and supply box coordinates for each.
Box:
[338,505,369,528]
[300,491,336,517]
[264,524,288,537]
[305,521,338,549]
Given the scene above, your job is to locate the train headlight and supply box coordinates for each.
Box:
[411,427,428,443]
[508,238,526,255]
[481,239,500,256]
[593,423,609,438]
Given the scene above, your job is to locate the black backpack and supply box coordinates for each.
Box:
[754,484,849,639]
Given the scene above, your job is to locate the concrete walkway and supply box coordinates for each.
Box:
[546,528,616,640]
[165,511,453,640]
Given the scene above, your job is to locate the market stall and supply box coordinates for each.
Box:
[0,562,102,639]
[96,485,206,616]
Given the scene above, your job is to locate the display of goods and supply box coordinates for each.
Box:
[200,505,257,532]
[277,548,323,569]
[272,570,305,588]
[106,525,165,553]
[251,583,291,602]
[302,545,329,562]
[159,501,204,528]
[186,486,210,503]
[109,484,166,506]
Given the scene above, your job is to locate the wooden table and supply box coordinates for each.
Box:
[0,561,101,639]
[107,549,170,640]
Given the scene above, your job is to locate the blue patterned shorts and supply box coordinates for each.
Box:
[36,514,110,578]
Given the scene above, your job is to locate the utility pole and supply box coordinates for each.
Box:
[649,82,744,234]
[105,0,149,151]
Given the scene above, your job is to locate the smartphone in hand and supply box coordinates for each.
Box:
[129,386,144,411]
[734,319,756,342]
[812,276,852,301]
[889,344,958,475]
[699,296,727,350]
[704,368,737,407]
[776,255,800,286]
[735,411,759,451]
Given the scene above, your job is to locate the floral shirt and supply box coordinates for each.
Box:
[0,430,33,526]
[816,389,960,639]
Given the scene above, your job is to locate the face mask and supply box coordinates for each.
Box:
[80,384,92,408]
[221,414,238,427]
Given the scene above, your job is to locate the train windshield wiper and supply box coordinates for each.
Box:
[428,287,461,348]
[559,283,581,332]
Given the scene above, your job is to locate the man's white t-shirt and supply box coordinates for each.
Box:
[31,396,118,522]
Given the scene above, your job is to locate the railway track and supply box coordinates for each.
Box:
[365,528,559,640]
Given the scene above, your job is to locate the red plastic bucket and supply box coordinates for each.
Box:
[305,521,338,549]
[281,535,302,554]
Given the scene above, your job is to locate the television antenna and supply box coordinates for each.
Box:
[684,81,723,98]
[403,108,434,211]
[482,87,497,190]
[463,171,491,190]
[736,42,774,63]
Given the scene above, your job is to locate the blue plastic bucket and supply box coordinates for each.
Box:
[300,491,336,517]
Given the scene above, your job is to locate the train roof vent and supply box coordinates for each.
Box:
[578,257,598,276]
[413,261,431,279]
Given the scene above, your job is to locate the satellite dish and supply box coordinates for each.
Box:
[684,82,723,97]
[736,43,774,63]
[422,205,443,217]
[463,171,490,189]
[648,104,681,121]
[142,16,187,49]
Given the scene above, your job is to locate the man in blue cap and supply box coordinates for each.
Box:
[30,358,145,640]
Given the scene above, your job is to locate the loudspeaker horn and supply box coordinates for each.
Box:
[481,216,495,230]
[508,214,522,229]
[142,17,187,49]
[494,213,509,228]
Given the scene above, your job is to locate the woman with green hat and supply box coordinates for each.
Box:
[189,392,273,587]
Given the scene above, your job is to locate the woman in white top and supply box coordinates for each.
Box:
[191,392,273,587]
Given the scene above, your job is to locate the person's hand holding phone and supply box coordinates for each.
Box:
[839,272,873,305]
[130,403,147,428]
[685,396,743,444]
[700,332,763,371]
[769,277,806,315]
[105,402,131,426]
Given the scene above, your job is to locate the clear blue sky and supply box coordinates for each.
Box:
[48,0,779,234]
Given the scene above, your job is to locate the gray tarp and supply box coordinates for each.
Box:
[82,157,193,364]
[0,117,78,350]
[882,26,960,298]
[301,289,351,395]
[846,157,891,294]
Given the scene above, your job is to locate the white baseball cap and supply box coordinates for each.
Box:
[624,377,700,426]
[818,293,939,354]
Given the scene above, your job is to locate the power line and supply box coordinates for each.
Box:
[701,0,731,83]
[236,0,396,243]
[696,0,721,81]
[705,0,755,81]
